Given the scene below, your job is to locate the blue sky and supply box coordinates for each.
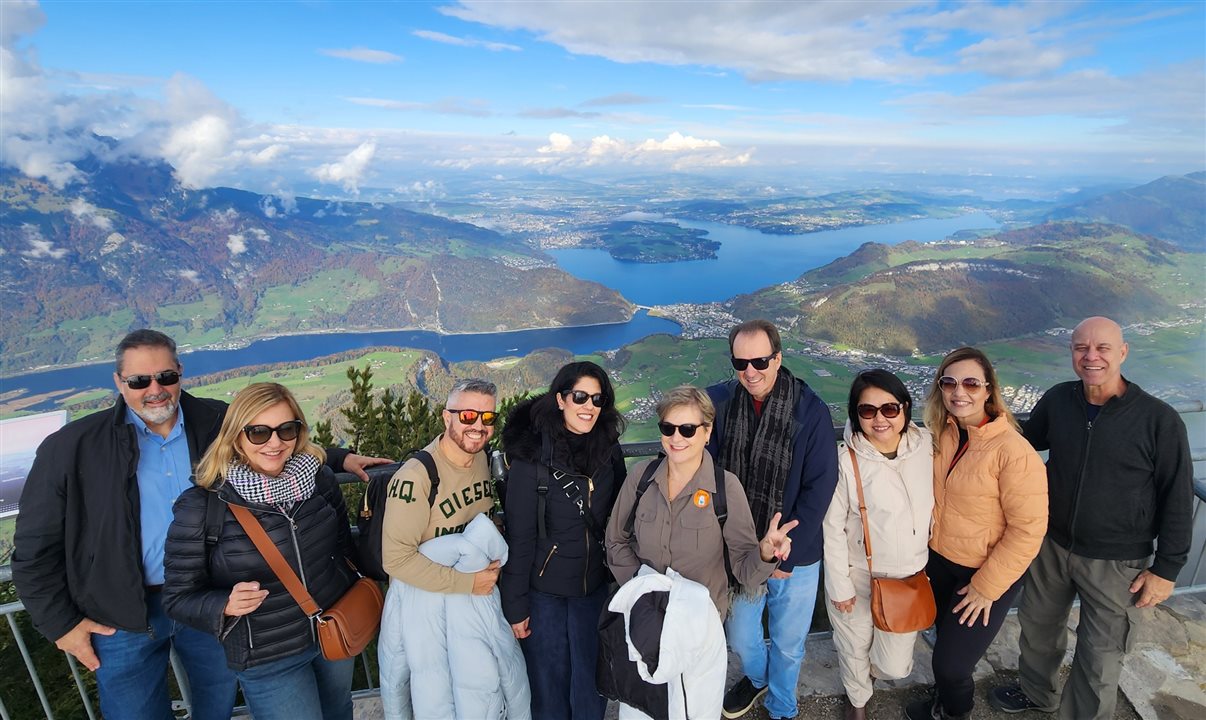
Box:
[3,0,1204,194]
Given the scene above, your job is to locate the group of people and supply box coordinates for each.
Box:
[10,314,1192,720]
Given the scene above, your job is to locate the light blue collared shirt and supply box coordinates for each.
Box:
[126,406,194,585]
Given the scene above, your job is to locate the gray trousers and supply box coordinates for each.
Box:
[1017,537,1145,720]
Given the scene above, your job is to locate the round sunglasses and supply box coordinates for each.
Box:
[657,421,709,438]
[446,408,498,426]
[242,420,303,445]
[938,376,988,392]
[856,402,904,420]
[118,370,181,390]
[562,389,605,408]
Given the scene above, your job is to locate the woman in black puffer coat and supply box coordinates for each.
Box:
[163,382,358,720]
[500,361,626,720]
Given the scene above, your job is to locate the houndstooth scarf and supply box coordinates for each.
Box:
[225,452,320,511]
[718,367,798,540]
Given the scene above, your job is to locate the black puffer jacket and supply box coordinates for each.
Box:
[499,396,625,624]
[163,466,358,670]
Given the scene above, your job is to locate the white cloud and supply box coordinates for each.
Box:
[247,143,287,164]
[68,198,113,229]
[100,232,126,255]
[309,142,377,193]
[345,96,492,117]
[581,93,660,107]
[226,233,246,255]
[247,228,270,242]
[412,30,521,52]
[637,132,721,152]
[396,179,446,201]
[21,225,68,259]
[318,47,403,64]
[177,269,201,283]
[539,132,574,153]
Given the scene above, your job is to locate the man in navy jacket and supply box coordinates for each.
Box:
[707,319,838,720]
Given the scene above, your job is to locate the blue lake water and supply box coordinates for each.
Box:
[3,310,680,402]
[551,213,999,304]
[4,213,999,405]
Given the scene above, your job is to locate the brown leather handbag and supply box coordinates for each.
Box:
[229,504,384,660]
[848,447,937,633]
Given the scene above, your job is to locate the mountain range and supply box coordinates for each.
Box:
[0,155,632,374]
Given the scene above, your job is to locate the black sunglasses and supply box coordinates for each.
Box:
[118,370,181,390]
[730,354,776,372]
[938,376,988,392]
[242,420,303,445]
[857,402,904,420]
[562,389,605,408]
[446,409,498,426]
[657,421,709,439]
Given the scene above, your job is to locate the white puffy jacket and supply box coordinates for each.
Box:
[378,513,531,720]
[612,566,727,720]
[823,422,934,603]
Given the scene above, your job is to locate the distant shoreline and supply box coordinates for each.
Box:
[2,309,679,382]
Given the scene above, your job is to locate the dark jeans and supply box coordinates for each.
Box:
[521,585,609,720]
[928,550,1024,717]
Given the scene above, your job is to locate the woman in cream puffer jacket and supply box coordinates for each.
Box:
[823,370,934,720]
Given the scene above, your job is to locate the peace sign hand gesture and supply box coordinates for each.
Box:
[758,512,799,563]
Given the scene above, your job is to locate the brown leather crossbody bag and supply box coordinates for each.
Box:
[229,503,383,660]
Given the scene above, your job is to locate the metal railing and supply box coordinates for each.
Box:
[2,405,1203,719]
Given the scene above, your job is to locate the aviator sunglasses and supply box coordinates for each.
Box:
[730,354,776,372]
[857,402,904,420]
[657,421,709,439]
[938,376,988,392]
[562,389,605,408]
[242,420,304,445]
[446,409,498,426]
[118,370,181,390]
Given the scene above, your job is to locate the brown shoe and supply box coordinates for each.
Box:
[843,697,866,720]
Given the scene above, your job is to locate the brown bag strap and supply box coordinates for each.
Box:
[847,447,875,576]
[228,503,322,619]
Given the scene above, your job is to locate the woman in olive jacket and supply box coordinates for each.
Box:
[164,383,359,720]
[905,348,1047,720]
[499,361,626,720]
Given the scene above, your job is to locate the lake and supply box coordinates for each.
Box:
[551,213,1000,304]
[3,310,681,405]
[3,213,999,405]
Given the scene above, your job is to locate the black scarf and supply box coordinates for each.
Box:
[718,367,798,537]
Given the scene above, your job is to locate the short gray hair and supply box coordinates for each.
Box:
[115,329,179,374]
[655,385,715,426]
[447,378,497,405]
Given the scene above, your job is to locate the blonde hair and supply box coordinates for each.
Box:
[655,385,716,426]
[923,346,1019,449]
[195,382,325,488]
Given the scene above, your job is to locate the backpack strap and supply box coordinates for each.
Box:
[406,450,440,507]
[536,434,552,539]
[712,458,734,585]
[623,455,664,536]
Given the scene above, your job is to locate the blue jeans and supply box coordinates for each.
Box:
[520,585,608,720]
[236,643,354,720]
[726,561,820,719]
[92,591,236,720]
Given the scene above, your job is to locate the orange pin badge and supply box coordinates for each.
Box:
[692,489,711,508]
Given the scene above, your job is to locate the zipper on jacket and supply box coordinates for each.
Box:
[585,476,594,594]
[1067,418,1094,556]
[539,545,559,577]
[246,616,255,649]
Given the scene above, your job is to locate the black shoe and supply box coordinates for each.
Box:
[721,676,767,718]
[989,685,1055,714]
[903,698,938,720]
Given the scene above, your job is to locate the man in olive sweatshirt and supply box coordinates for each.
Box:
[991,317,1193,720]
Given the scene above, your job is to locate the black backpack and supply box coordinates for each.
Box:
[355,450,440,582]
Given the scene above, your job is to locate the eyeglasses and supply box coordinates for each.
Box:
[857,402,903,420]
[446,409,498,426]
[730,354,776,372]
[118,370,181,390]
[242,420,303,445]
[657,421,709,439]
[562,390,605,408]
[938,376,988,392]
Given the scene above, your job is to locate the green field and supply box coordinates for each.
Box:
[251,269,381,331]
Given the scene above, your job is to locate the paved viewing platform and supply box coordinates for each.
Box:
[348,590,1206,720]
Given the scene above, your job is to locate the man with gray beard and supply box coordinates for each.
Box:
[13,329,389,720]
